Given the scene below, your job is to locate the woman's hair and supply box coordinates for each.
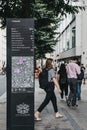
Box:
[77,61,81,66]
[59,63,66,74]
[45,58,53,69]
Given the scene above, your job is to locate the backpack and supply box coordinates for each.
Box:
[39,69,49,89]
[77,69,84,80]
[39,69,54,89]
[59,70,67,85]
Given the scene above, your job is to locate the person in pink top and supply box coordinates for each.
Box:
[66,58,80,108]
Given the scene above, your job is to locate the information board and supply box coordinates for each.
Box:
[7,19,34,130]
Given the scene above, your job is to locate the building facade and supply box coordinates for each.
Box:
[53,1,87,70]
[0,27,6,71]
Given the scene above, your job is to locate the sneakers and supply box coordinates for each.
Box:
[34,111,42,121]
[55,112,63,118]
[65,96,68,102]
[34,111,63,120]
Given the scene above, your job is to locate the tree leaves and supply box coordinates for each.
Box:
[0,0,84,59]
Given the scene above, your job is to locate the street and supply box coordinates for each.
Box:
[0,75,6,96]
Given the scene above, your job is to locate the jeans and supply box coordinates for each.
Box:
[68,78,77,106]
[76,80,82,100]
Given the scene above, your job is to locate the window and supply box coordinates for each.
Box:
[67,41,70,50]
[66,29,70,50]
[72,27,76,48]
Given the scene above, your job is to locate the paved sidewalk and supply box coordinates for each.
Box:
[0,103,6,130]
[35,79,87,130]
[0,79,87,130]
[0,92,6,103]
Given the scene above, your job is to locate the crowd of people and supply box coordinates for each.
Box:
[34,58,86,121]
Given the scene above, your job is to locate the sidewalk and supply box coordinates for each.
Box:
[0,92,6,103]
[35,79,87,130]
[0,79,87,130]
[0,102,6,130]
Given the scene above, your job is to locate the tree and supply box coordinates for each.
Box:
[0,0,84,59]
[0,0,34,28]
[34,0,62,59]
[34,0,84,59]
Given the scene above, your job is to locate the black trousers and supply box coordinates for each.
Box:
[37,87,58,113]
[68,78,77,106]
[60,83,68,98]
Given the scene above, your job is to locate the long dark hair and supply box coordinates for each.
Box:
[59,63,66,74]
[45,58,53,69]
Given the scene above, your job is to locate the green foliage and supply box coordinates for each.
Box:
[0,0,84,59]
[0,0,33,28]
[34,0,61,59]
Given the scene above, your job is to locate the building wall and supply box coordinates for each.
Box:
[54,17,76,60]
[81,7,87,68]
[76,11,82,56]
[0,28,6,70]
[54,5,87,70]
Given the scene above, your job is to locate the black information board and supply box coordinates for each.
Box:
[7,19,34,130]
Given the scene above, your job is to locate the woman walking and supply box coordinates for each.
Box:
[34,58,63,121]
[57,63,68,101]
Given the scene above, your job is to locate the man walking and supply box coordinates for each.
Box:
[66,58,80,108]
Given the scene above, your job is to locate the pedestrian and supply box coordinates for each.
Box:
[66,58,80,108]
[81,64,86,84]
[1,62,5,74]
[76,62,84,100]
[34,58,63,121]
[57,63,68,101]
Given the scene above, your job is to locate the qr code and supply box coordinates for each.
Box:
[12,56,34,88]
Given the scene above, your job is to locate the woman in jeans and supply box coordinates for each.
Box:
[34,58,63,121]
